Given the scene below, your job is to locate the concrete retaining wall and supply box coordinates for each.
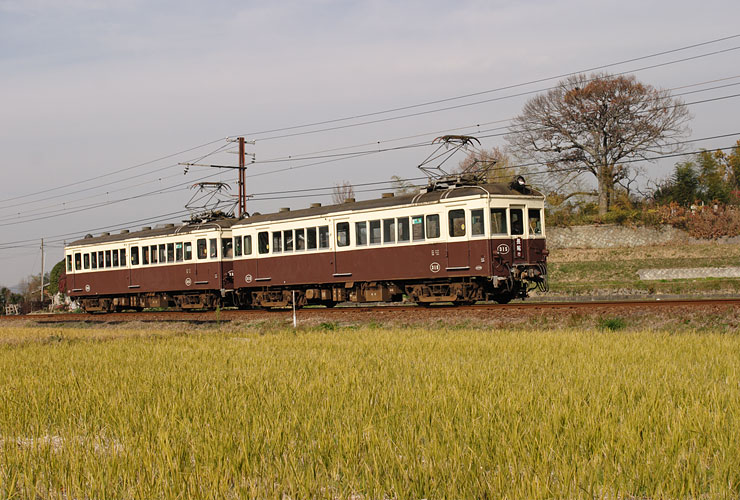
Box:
[547,224,687,249]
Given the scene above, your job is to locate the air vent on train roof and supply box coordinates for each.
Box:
[381,192,394,198]
[120,229,129,234]
[164,223,175,228]
[100,232,110,237]
[279,207,290,213]
[344,198,355,203]
[141,226,151,231]
[310,203,321,208]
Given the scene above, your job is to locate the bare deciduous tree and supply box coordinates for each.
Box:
[506,73,691,214]
[332,181,355,204]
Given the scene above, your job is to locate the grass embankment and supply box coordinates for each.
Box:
[1,324,739,499]
[547,242,740,296]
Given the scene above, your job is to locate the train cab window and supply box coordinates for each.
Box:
[167,243,175,262]
[244,235,253,255]
[295,229,305,250]
[120,249,126,266]
[283,231,293,252]
[142,246,149,265]
[112,250,119,267]
[150,245,158,264]
[197,239,207,259]
[510,208,524,236]
[490,208,508,235]
[448,209,466,237]
[258,232,269,254]
[159,244,166,264]
[83,253,90,270]
[426,214,440,238]
[74,253,82,271]
[355,222,367,246]
[383,219,395,244]
[131,247,139,266]
[67,255,73,272]
[184,242,193,260]
[397,217,410,242]
[234,236,242,257]
[412,216,425,241]
[319,226,330,249]
[307,228,317,250]
[336,222,350,247]
[91,252,98,269]
[209,239,218,259]
[528,209,543,235]
[222,238,233,258]
[175,243,184,262]
[105,250,112,268]
[471,209,485,237]
[369,220,381,244]
[272,232,282,253]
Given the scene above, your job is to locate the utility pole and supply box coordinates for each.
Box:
[238,137,246,218]
[40,238,44,303]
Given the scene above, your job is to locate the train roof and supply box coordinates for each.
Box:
[68,218,238,247]
[234,182,543,227]
[67,182,542,248]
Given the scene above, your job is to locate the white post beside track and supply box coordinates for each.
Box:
[292,290,297,328]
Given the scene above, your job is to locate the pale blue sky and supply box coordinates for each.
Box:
[1,0,739,286]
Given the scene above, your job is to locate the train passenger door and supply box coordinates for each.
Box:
[446,208,470,271]
[509,205,527,262]
[333,219,352,278]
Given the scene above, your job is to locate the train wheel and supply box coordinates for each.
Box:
[494,293,514,305]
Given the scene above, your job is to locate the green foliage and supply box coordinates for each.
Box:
[597,317,627,331]
[47,259,65,296]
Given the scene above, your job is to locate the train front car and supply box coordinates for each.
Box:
[230,179,547,308]
[64,219,236,312]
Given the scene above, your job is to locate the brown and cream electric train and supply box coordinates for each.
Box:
[63,178,548,312]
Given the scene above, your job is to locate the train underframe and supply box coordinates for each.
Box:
[78,264,547,312]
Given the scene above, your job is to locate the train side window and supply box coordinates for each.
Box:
[369,220,381,244]
[131,247,140,266]
[67,255,73,272]
[307,227,317,250]
[337,222,350,247]
[105,250,112,268]
[397,217,410,242]
[426,214,440,238]
[175,242,184,262]
[319,226,330,249]
[120,249,126,266]
[510,208,524,236]
[244,235,253,255]
[74,253,82,271]
[197,239,207,259]
[283,230,293,252]
[355,222,367,246]
[258,232,269,254]
[383,219,395,244]
[448,209,466,237]
[184,242,193,260]
[295,229,305,250]
[490,208,508,235]
[142,246,149,265]
[112,249,119,267]
[222,238,233,258]
[91,252,97,269]
[98,251,104,268]
[158,245,166,264]
[528,209,542,235]
[209,238,218,259]
[412,216,425,241]
[272,232,282,253]
[471,209,485,236]
[234,236,242,257]
[167,243,175,262]
[83,253,90,270]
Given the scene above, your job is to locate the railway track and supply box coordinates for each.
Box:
[4,297,739,325]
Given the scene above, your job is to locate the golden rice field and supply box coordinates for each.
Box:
[1,323,739,499]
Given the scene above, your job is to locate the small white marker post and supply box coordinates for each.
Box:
[292,290,297,328]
